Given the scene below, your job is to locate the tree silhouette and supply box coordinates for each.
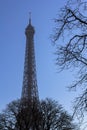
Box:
[0,98,77,130]
[40,98,77,130]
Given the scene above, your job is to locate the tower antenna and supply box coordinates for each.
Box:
[29,12,31,24]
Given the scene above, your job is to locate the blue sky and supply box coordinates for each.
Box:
[0,0,78,113]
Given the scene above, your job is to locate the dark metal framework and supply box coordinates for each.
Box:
[21,18,39,103]
[15,17,40,130]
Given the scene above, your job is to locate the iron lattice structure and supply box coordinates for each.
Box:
[15,17,41,130]
[21,17,39,103]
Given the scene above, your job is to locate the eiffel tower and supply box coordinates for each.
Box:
[21,14,39,105]
[16,14,40,130]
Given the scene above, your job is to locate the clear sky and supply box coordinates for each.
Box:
[0,0,78,114]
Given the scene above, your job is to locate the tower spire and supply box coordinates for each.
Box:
[29,12,31,25]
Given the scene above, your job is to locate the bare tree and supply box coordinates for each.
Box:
[52,0,87,120]
[0,100,20,130]
[40,98,77,130]
[0,98,77,130]
[0,99,41,130]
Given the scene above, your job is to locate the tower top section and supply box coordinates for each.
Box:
[25,13,35,36]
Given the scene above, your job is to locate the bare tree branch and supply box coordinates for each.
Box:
[52,0,87,122]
